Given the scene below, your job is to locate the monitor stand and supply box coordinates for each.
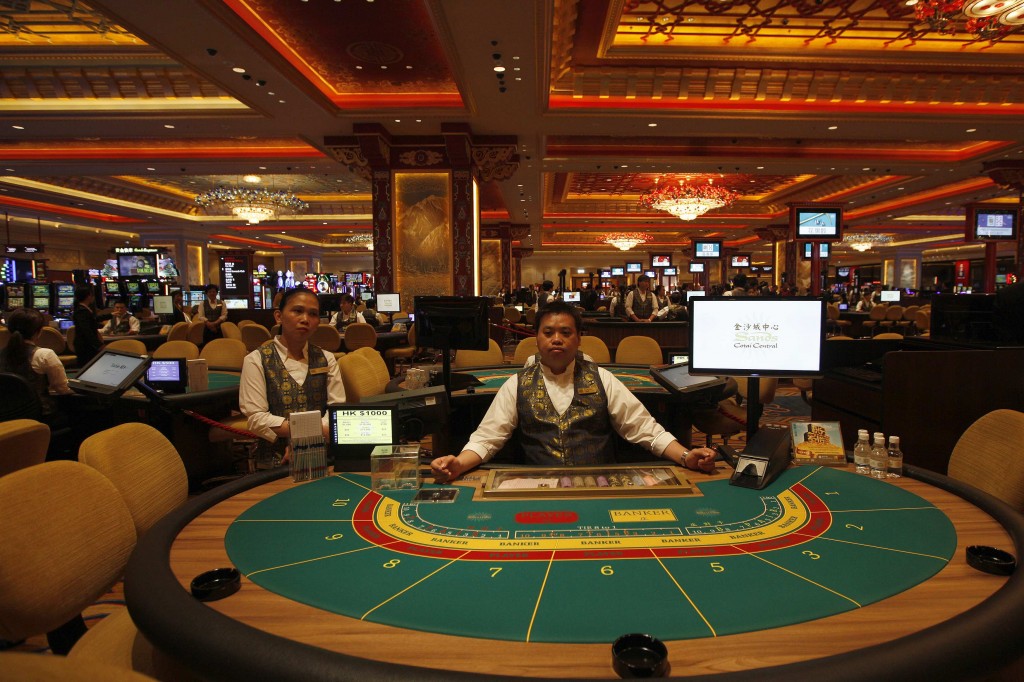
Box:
[744,376,764,442]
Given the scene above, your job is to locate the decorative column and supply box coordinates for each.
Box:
[982,160,1024,282]
[512,247,533,290]
[754,225,788,289]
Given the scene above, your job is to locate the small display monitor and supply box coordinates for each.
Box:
[692,240,722,259]
[56,284,74,297]
[152,295,174,314]
[360,291,374,301]
[145,358,188,394]
[626,262,642,273]
[687,290,706,301]
[650,362,727,395]
[651,254,672,268]
[118,253,157,277]
[880,290,900,302]
[689,262,705,273]
[793,206,842,239]
[689,298,826,378]
[223,298,249,309]
[57,296,75,309]
[968,205,1019,241]
[125,281,141,294]
[344,272,364,285]
[6,297,24,308]
[31,284,49,299]
[600,269,612,278]
[562,291,581,303]
[663,267,677,276]
[377,293,401,313]
[328,405,396,467]
[803,242,830,259]
[837,266,851,277]
[644,270,657,279]
[611,266,625,276]
[761,265,774,273]
[145,281,161,294]
[668,353,689,365]
[104,281,122,294]
[58,319,74,331]
[68,348,150,396]
[731,254,751,268]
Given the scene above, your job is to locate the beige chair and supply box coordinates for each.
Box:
[78,423,188,538]
[862,305,888,336]
[0,461,136,656]
[185,320,206,346]
[270,323,281,336]
[353,347,391,392]
[64,325,76,356]
[199,338,248,371]
[900,305,920,334]
[36,325,66,353]
[237,319,257,329]
[914,309,931,336]
[879,305,905,332]
[691,400,745,447]
[0,419,50,477]
[614,336,663,365]
[152,340,200,360]
[948,409,1024,512]
[343,322,378,351]
[453,338,505,368]
[337,350,388,402]
[383,324,417,374]
[579,335,611,364]
[241,323,273,352]
[513,337,539,365]
[220,320,242,341]
[735,376,779,406]
[523,308,537,326]
[0,326,9,351]
[165,321,189,342]
[504,306,522,324]
[827,335,855,341]
[825,304,851,336]
[309,324,342,353]
[105,339,147,355]
[792,377,813,404]
[1,651,160,682]
[873,332,904,340]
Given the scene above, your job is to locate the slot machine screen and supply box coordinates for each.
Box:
[6,283,25,309]
[145,281,162,294]
[104,281,122,295]
[125,281,141,294]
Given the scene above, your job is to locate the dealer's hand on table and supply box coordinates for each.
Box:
[685,447,717,473]
[430,451,483,483]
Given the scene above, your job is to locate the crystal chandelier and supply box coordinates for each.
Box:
[908,0,1023,38]
[639,177,737,221]
[346,234,374,250]
[602,232,652,251]
[842,233,894,252]
[195,177,308,224]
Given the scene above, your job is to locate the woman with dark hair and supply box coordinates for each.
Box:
[72,284,103,367]
[239,288,346,460]
[0,307,72,419]
[195,283,227,344]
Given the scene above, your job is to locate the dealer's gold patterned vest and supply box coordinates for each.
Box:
[515,353,615,465]
[630,290,657,319]
[258,340,328,454]
[109,315,132,334]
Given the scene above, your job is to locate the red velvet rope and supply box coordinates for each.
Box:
[183,409,261,439]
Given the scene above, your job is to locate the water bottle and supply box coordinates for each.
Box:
[869,432,887,479]
[853,429,870,475]
[887,436,903,479]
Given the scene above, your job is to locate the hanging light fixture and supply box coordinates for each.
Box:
[908,0,1022,38]
[346,234,374,250]
[842,233,894,252]
[602,232,652,251]
[195,175,308,224]
[638,176,737,221]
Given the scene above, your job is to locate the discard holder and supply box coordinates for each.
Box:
[720,424,792,490]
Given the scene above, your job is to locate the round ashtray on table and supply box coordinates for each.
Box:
[611,633,669,678]
[190,567,241,602]
[966,545,1016,576]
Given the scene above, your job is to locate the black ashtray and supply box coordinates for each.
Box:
[966,545,1016,576]
[191,567,241,602]
[612,633,669,678]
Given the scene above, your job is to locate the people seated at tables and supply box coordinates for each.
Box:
[72,284,103,367]
[100,300,140,336]
[722,273,749,297]
[855,290,875,312]
[196,283,227,344]
[430,301,716,482]
[329,293,366,332]
[239,288,346,460]
[625,274,662,322]
[0,307,73,423]
[665,291,688,321]
[170,290,191,324]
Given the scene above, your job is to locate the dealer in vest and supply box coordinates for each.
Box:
[430,301,716,482]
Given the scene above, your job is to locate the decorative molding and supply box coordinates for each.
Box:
[471,144,519,182]
[397,149,444,167]
[327,145,373,183]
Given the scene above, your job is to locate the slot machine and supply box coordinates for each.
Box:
[103,280,123,308]
[54,283,76,318]
[5,283,26,310]
[30,283,52,315]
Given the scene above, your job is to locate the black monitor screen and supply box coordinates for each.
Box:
[31,284,49,298]
[104,281,122,294]
[600,269,612,278]
[56,284,74,297]
[414,296,490,351]
[731,254,751,268]
[57,296,75,308]
[692,241,721,259]
[145,358,188,393]
[794,207,842,239]
[689,298,825,377]
[145,281,161,293]
[649,363,726,395]
[971,207,1018,241]
[125,281,140,294]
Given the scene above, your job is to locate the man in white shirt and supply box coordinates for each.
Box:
[624,274,661,322]
[100,300,141,335]
[430,301,716,481]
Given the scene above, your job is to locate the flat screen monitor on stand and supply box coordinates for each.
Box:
[413,296,489,396]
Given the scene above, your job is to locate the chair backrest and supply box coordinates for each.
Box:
[614,336,663,365]
[513,337,539,365]
[152,340,200,360]
[79,423,188,538]
[885,305,905,321]
[105,338,148,355]
[165,321,189,342]
[0,419,49,477]
[241,323,273,352]
[578,335,612,364]
[873,332,904,340]
[270,323,281,336]
[523,308,537,325]
[948,409,1024,512]
[902,305,919,320]
[309,324,342,353]
[65,325,76,353]
[0,326,9,351]
[337,350,387,402]
[453,338,505,368]
[827,335,855,340]
[868,305,889,321]
[237,319,256,329]
[914,310,931,332]
[504,306,522,324]
[825,304,840,321]
[220,320,242,340]
[36,325,66,353]
[199,338,248,371]
[0,460,136,643]
[735,376,779,404]
[343,322,378,351]
[186,320,206,346]
[353,347,391,392]
[0,372,43,421]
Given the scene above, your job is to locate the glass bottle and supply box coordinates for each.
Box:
[869,432,887,480]
[853,429,870,475]
[886,436,903,479]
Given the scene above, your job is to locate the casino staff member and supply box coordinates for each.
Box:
[624,274,662,322]
[329,292,366,332]
[0,307,73,421]
[239,288,346,459]
[72,284,103,367]
[195,283,227,344]
[100,300,140,335]
[431,301,716,482]
[170,290,191,324]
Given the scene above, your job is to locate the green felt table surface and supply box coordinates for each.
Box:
[462,364,663,392]
[225,466,956,644]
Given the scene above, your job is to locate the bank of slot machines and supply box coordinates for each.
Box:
[102,280,123,308]
[29,283,51,314]
[5,283,26,310]
[54,284,75,317]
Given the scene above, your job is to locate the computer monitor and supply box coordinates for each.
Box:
[360,291,374,301]
[223,298,249,309]
[626,262,642,273]
[689,298,825,378]
[328,404,396,469]
[692,240,722,259]
[125,281,141,294]
[967,205,1019,241]
[360,384,450,458]
[413,296,490,351]
[104,281,122,295]
[145,281,162,294]
[689,262,705,273]
[880,290,900,302]
[68,348,151,397]
[663,267,677,276]
[562,291,581,303]
[611,266,625,276]
[600,269,612,278]
[377,293,402,313]
[145,358,188,394]
[649,362,727,396]
[58,319,74,331]
[651,254,672,268]
[686,290,706,301]
[803,242,830,259]
[793,205,842,240]
[118,253,157,277]
[152,295,174,314]
[731,254,751,268]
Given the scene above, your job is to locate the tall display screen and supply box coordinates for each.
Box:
[118,253,157,277]
[220,255,250,297]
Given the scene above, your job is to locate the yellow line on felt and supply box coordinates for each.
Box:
[336,474,372,492]
[246,545,376,577]
[235,519,352,522]
[525,551,556,643]
[829,506,938,513]
[739,547,862,607]
[792,532,950,561]
[651,550,716,637]
[360,552,469,620]
[792,466,824,488]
